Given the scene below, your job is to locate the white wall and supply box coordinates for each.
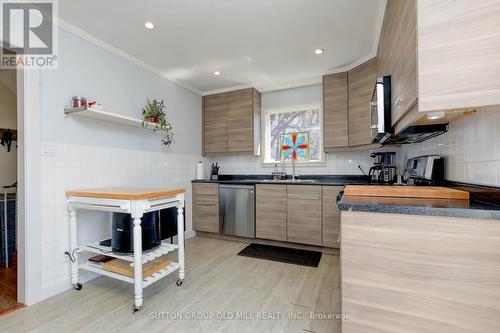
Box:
[0,73,17,186]
[400,107,500,186]
[38,28,202,300]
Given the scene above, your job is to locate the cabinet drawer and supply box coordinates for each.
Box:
[193,183,219,234]
[195,203,218,216]
[256,184,286,197]
[193,214,219,233]
[195,194,218,205]
[193,183,218,195]
[287,185,322,199]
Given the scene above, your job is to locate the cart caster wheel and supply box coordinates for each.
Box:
[133,305,141,313]
[176,279,183,286]
[74,283,82,291]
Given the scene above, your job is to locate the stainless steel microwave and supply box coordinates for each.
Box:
[370,75,448,145]
[370,76,393,144]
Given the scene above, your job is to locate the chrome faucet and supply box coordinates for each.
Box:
[281,156,296,181]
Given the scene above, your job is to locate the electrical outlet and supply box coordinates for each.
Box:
[41,143,58,157]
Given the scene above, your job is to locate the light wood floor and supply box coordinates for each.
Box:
[0,264,21,315]
[0,237,341,333]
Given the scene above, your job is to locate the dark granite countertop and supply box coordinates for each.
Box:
[338,182,500,220]
[192,174,371,186]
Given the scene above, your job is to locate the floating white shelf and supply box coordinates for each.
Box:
[64,106,155,129]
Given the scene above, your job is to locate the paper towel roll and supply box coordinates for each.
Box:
[196,161,205,180]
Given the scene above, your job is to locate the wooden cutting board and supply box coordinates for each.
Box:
[343,185,470,200]
[102,256,171,279]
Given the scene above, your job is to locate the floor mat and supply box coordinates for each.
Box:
[237,243,322,267]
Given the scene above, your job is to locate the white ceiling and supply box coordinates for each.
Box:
[59,0,386,94]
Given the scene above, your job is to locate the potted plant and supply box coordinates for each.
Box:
[142,99,175,147]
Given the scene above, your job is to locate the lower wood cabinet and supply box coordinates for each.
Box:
[286,185,322,246]
[322,186,342,248]
[192,183,219,233]
[193,183,340,249]
[256,184,287,241]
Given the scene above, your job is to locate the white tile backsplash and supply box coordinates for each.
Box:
[400,107,500,186]
[40,142,201,295]
[208,148,399,176]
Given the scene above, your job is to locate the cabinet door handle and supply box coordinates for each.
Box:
[287,196,321,200]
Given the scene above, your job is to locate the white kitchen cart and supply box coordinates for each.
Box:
[66,187,186,311]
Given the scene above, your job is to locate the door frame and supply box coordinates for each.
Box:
[2,38,43,306]
[15,65,42,306]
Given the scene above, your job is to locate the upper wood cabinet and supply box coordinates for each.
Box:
[323,58,377,150]
[348,57,378,147]
[418,0,500,113]
[379,0,418,125]
[203,93,228,155]
[377,0,500,128]
[323,72,348,149]
[203,88,261,156]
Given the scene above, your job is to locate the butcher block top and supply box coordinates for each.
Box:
[343,185,470,200]
[66,187,186,200]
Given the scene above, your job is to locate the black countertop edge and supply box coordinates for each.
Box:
[445,181,500,207]
[192,174,371,186]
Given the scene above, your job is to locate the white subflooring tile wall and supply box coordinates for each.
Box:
[40,142,201,299]
[399,107,500,186]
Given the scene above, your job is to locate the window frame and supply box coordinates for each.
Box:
[261,103,326,167]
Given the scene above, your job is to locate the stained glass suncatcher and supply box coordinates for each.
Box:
[280,132,310,162]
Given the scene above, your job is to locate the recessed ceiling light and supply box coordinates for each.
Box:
[144,22,155,29]
[287,84,291,87]
[213,71,221,76]
[314,48,324,55]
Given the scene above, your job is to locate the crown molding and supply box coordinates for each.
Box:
[56,18,202,95]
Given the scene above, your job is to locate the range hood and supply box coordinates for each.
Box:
[381,124,449,145]
[370,75,449,145]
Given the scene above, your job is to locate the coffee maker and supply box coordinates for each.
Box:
[369,152,397,183]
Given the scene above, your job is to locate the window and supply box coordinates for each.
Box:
[263,105,324,164]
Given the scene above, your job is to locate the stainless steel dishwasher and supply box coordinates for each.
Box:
[219,184,255,238]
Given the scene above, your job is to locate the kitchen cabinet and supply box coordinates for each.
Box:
[256,184,287,241]
[379,0,418,126]
[341,211,500,332]
[418,0,500,113]
[347,58,377,147]
[192,183,219,233]
[377,0,500,129]
[203,93,228,154]
[286,185,322,246]
[202,88,261,156]
[396,0,417,123]
[323,72,349,150]
[322,186,342,248]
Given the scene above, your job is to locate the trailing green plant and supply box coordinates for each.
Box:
[142,99,175,147]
